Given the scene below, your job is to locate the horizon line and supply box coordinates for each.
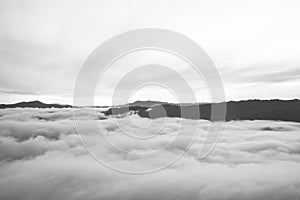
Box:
[1,98,300,107]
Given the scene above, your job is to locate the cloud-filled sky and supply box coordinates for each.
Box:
[1,108,300,199]
[0,0,300,105]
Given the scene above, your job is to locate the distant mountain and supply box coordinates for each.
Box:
[103,99,300,123]
[3,99,300,122]
[103,106,148,116]
[0,101,72,109]
[129,100,168,107]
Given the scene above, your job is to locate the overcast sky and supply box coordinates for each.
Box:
[0,0,300,105]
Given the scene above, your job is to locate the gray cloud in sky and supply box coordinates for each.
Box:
[222,66,300,84]
[0,89,37,95]
[0,0,300,104]
[255,67,300,84]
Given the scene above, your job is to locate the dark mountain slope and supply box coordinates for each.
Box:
[104,99,300,122]
[0,101,72,109]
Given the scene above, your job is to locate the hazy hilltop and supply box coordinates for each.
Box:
[2,99,300,122]
[0,101,72,109]
[128,100,168,107]
[104,99,300,123]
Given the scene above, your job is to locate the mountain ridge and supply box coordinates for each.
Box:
[0,100,72,109]
[103,99,300,123]
[2,99,300,123]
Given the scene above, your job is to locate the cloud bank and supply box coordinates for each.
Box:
[0,108,300,200]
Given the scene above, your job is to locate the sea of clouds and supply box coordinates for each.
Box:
[0,108,300,200]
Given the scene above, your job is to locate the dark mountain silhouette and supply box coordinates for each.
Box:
[102,101,167,115]
[0,101,72,109]
[103,106,148,116]
[103,99,300,122]
[129,100,168,107]
[2,99,300,122]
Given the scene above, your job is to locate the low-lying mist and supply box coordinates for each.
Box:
[0,108,300,200]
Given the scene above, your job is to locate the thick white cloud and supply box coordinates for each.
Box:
[0,108,300,199]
